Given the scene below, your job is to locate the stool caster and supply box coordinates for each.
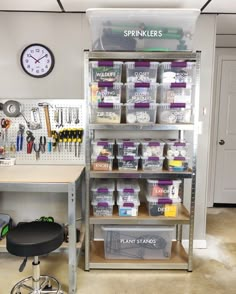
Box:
[10,275,63,294]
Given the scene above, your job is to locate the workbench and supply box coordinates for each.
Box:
[0,165,85,294]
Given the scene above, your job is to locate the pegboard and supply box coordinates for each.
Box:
[0,99,86,165]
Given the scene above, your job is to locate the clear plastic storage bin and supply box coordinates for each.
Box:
[164,139,190,159]
[102,225,174,259]
[90,82,123,103]
[157,103,192,124]
[117,195,140,217]
[91,179,115,202]
[91,138,115,157]
[92,197,114,216]
[125,82,158,103]
[126,62,159,83]
[158,83,193,103]
[117,139,140,156]
[90,103,122,124]
[117,156,140,171]
[91,155,114,171]
[86,8,200,51]
[165,156,190,172]
[141,139,165,157]
[159,62,195,83]
[141,156,164,171]
[146,179,181,199]
[125,103,157,124]
[89,61,123,82]
[146,196,181,217]
[117,179,140,202]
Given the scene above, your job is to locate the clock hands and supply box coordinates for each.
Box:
[29,54,48,64]
[37,54,48,62]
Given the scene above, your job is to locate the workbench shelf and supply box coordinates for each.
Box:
[84,51,200,272]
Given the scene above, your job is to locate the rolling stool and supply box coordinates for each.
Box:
[6,221,64,294]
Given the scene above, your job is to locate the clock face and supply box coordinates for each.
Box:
[20,43,55,78]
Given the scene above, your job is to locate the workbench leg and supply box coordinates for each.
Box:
[68,183,77,294]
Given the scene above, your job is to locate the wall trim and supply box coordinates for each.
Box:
[182,239,207,249]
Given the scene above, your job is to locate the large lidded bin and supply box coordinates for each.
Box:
[86,8,200,52]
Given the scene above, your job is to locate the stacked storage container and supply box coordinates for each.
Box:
[116,179,140,216]
[91,138,115,171]
[146,179,181,217]
[157,61,195,124]
[117,139,140,171]
[125,62,159,124]
[89,61,123,124]
[91,179,115,216]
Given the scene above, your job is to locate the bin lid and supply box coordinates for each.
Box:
[117,179,140,193]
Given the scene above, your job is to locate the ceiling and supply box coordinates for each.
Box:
[1,0,236,34]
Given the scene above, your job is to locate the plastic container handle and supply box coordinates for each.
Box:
[97,188,109,193]
[123,203,134,207]
[98,102,113,108]
[98,82,114,87]
[170,103,186,108]
[157,180,173,185]
[135,61,150,67]
[134,83,150,88]
[170,83,186,88]
[98,61,113,67]
[134,102,150,108]
[171,61,187,67]
[123,188,134,193]
[97,202,109,207]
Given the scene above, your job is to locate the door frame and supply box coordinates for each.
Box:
[208,53,236,207]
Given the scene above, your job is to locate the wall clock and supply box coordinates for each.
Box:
[20,43,55,78]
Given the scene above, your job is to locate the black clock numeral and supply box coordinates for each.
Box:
[41,69,44,72]
[27,65,30,69]
[27,54,31,57]
[36,70,40,74]
[25,59,29,63]
[45,65,48,69]
[36,49,40,53]
[30,50,34,53]
[47,60,50,63]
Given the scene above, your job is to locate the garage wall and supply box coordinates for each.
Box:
[0,12,216,246]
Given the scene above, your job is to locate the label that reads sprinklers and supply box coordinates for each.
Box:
[124,30,163,38]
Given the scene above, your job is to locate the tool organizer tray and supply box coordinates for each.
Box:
[0,99,85,165]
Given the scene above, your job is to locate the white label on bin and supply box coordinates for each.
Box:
[120,238,157,244]
[124,30,163,38]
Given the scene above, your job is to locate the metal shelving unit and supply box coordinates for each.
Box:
[84,51,200,272]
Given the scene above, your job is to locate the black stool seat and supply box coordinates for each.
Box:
[7,222,64,257]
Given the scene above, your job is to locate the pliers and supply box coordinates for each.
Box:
[26,131,35,154]
[39,136,46,153]
[16,124,25,152]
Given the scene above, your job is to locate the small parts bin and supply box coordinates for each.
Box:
[158,83,193,104]
[125,103,157,124]
[141,156,164,171]
[91,179,115,202]
[157,103,192,124]
[165,157,189,172]
[146,196,181,217]
[92,197,114,216]
[164,140,189,159]
[117,139,139,156]
[141,139,165,157]
[146,179,181,199]
[117,156,139,171]
[90,102,122,124]
[102,225,174,259]
[90,82,122,103]
[91,155,114,171]
[89,61,123,82]
[159,62,195,83]
[91,138,115,157]
[117,179,140,202]
[125,62,159,83]
[117,196,140,217]
[126,82,158,103]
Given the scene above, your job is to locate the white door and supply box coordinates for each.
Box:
[214,60,236,204]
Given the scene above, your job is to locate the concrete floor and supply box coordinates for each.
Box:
[0,207,235,294]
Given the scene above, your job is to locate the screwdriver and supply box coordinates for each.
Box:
[59,130,64,152]
[71,129,77,157]
[77,128,84,157]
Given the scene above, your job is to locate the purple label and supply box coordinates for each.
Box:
[174,142,186,147]
[97,188,109,193]
[148,142,160,146]
[158,180,173,185]
[98,82,113,87]
[123,203,134,207]
[148,156,160,161]
[158,198,173,204]
[97,141,109,146]
[123,156,134,161]
[134,83,150,88]
[170,83,186,88]
[135,61,150,67]
[98,61,113,67]
[134,102,150,108]
[171,61,187,68]
[123,188,134,193]
[98,102,113,108]
[98,202,109,207]
[174,156,185,160]
[170,103,186,108]
[97,156,108,161]
[123,142,134,147]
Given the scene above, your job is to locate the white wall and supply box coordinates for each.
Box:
[0,12,216,246]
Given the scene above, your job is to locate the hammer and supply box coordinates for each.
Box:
[38,102,52,137]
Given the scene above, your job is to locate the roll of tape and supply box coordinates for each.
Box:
[3,100,22,117]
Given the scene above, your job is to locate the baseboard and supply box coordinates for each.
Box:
[182,239,207,249]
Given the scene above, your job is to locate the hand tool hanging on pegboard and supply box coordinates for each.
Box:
[38,102,52,137]
[26,131,35,154]
[16,124,25,152]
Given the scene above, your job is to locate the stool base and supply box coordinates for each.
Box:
[10,275,63,294]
